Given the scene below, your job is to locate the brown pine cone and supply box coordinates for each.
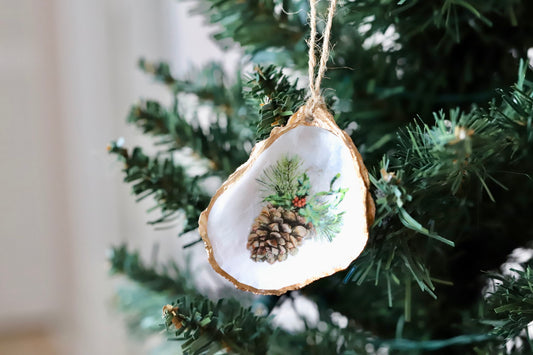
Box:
[247,203,313,264]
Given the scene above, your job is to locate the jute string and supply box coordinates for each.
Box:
[306,0,338,115]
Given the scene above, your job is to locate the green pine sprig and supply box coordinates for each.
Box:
[163,296,272,355]
[257,155,307,209]
[107,142,210,234]
[296,172,311,197]
[245,65,306,140]
[299,174,348,242]
[483,264,533,340]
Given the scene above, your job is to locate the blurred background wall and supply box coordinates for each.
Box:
[0,0,234,354]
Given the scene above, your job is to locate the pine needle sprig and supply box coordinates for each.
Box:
[300,174,348,242]
[139,59,243,108]
[109,244,199,297]
[129,60,253,175]
[371,157,454,246]
[397,108,510,201]
[138,58,177,86]
[484,264,533,340]
[163,296,272,355]
[397,60,533,202]
[342,156,451,319]
[344,62,533,320]
[128,100,250,175]
[257,155,304,208]
[192,0,306,54]
[245,65,306,140]
[108,143,211,233]
[494,59,533,158]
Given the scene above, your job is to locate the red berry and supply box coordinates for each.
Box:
[292,195,308,208]
[292,197,299,207]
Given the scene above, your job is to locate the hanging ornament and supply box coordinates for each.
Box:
[199,0,374,295]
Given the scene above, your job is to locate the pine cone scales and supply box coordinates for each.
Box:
[247,203,313,264]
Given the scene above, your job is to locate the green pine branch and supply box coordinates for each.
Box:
[139,59,244,108]
[245,65,306,140]
[484,264,533,341]
[108,244,202,346]
[109,244,373,354]
[342,60,532,324]
[344,157,451,320]
[191,0,306,55]
[163,296,272,355]
[130,60,252,175]
[257,155,303,201]
[109,245,273,354]
[138,58,177,86]
[108,143,210,233]
[128,100,249,175]
[109,244,200,296]
[269,321,371,354]
[347,0,515,42]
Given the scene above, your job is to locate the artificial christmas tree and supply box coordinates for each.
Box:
[108,0,533,353]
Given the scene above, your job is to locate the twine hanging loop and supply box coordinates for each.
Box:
[306,0,338,117]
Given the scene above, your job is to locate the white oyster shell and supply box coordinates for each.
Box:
[199,104,373,294]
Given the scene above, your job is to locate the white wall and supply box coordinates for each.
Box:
[0,0,235,353]
[0,0,66,332]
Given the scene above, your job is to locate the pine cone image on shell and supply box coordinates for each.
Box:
[247,203,313,264]
[246,154,348,264]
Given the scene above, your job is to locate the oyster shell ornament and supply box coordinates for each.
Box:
[198,102,375,295]
[198,0,374,294]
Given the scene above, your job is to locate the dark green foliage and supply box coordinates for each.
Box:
[109,0,533,353]
[270,322,371,354]
[163,296,272,355]
[193,0,533,140]
[191,0,307,54]
[339,62,533,341]
[484,265,533,341]
[295,172,310,197]
[245,65,306,140]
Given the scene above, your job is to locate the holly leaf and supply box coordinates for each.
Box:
[264,193,293,209]
[296,173,311,197]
